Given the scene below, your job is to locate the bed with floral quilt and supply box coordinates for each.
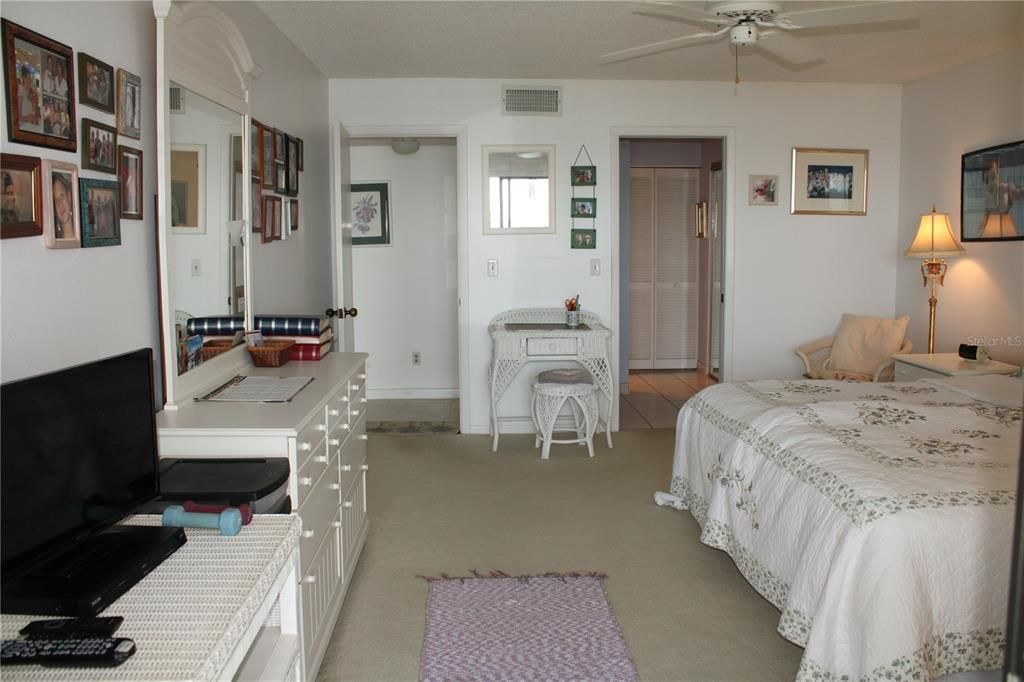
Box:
[662,375,1022,681]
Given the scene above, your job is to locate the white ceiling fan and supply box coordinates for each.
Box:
[601,1,919,67]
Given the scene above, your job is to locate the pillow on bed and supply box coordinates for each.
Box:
[829,314,909,376]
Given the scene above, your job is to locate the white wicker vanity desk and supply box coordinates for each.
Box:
[0,514,301,682]
[156,352,370,681]
[488,308,615,452]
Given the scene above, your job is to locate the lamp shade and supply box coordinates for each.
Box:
[391,138,420,155]
[904,207,966,258]
[981,211,1017,239]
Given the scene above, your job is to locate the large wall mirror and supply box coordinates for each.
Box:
[482,145,555,234]
[156,1,260,408]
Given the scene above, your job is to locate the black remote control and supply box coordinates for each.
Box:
[1,638,136,667]
[19,616,123,640]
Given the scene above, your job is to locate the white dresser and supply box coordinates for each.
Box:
[156,353,369,681]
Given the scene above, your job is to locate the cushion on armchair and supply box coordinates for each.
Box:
[829,314,909,376]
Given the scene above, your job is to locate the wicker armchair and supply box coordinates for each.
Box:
[795,335,912,382]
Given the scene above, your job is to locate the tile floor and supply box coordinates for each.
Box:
[365,370,715,433]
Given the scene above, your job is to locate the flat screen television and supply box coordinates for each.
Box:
[1,348,185,616]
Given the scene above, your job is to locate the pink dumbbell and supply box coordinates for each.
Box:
[183,500,254,525]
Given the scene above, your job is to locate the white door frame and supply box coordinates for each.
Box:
[610,126,737,429]
[332,124,470,432]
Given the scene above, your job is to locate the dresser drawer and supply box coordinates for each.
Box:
[346,384,366,426]
[295,437,329,508]
[325,381,350,434]
[339,415,367,498]
[298,464,341,571]
[526,337,577,356]
[894,362,945,382]
[296,410,329,470]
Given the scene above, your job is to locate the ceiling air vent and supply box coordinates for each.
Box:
[169,85,185,114]
[502,86,562,116]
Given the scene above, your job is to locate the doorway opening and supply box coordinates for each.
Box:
[617,137,726,429]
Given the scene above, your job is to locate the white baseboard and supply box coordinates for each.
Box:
[365,388,459,400]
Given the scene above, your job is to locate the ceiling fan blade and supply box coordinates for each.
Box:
[600,28,729,65]
[775,1,918,29]
[634,10,719,30]
[635,1,731,26]
[754,31,822,65]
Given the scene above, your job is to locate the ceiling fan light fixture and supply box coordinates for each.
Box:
[729,22,758,46]
[391,138,420,155]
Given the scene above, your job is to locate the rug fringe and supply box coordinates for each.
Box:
[417,570,608,583]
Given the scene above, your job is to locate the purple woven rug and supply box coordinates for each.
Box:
[419,572,638,682]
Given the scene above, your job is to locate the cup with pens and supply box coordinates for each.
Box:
[565,295,581,328]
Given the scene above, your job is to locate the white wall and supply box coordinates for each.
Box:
[896,47,1024,366]
[1,2,159,385]
[330,78,904,434]
[350,140,458,397]
[217,2,332,317]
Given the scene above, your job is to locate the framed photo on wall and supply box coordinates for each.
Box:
[41,159,79,248]
[116,69,141,140]
[1,153,42,238]
[748,174,778,206]
[78,177,119,247]
[286,135,299,196]
[170,143,205,233]
[81,118,117,174]
[261,194,278,244]
[77,52,114,113]
[571,165,596,186]
[790,148,868,215]
[571,228,596,249]
[261,123,275,189]
[571,197,596,218]
[250,119,262,182]
[250,178,262,234]
[350,181,390,246]
[2,19,77,151]
[117,145,142,220]
[960,139,1024,242]
[289,197,298,231]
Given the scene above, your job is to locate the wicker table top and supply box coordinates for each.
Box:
[1,514,300,681]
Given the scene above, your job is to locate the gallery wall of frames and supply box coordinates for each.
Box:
[249,118,303,244]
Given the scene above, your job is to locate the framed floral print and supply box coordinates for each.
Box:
[350,181,390,246]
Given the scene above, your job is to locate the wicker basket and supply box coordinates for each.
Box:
[201,338,237,361]
[247,340,294,367]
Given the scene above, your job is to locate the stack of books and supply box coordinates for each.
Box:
[255,315,333,361]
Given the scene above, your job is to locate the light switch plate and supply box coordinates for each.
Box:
[487,259,498,277]
[589,258,600,276]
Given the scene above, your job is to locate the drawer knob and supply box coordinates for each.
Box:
[329,438,341,447]
[341,424,350,431]
[303,575,317,584]
[329,483,341,491]
[329,408,341,417]
[358,434,369,441]
[343,501,353,509]
[316,423,327,432]
[350,409,360,417]
[341,464,352,472]
[302,529,315,539]
[299,442,312,452]
[358,373,367,380]
[332,521,342,528]
[351,384,361,392]
[315,454,328,463]
[341,396,350,403]
[360,397,368,403]
[361,464,369,471]
[299,476,313,486]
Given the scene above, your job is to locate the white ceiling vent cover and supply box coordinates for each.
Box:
[169,85,185,114]
[502,86,562,116]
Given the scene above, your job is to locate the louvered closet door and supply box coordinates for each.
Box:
[629,168,654,369]
[654,168,699,368]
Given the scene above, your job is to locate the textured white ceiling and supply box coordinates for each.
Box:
[256,1,1024,84]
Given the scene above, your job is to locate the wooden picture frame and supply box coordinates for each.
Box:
[790,148,868,215]
[77,52,114,113]
[81,118,117,174]
[41,159,79,248]
[117,145,143,220]
[251,119,262,182]
[960,139,1024,242]
[261,123,275,189]
[274,129,285,164]
[261,194,278,244]
[350,181,390,246]
[116,68,141,140]
[2,19,77,151]
[275,158,287,195]
[571,165,596,186]
[285,135,299,197]
[170,143,205,233]
[250,178,262,234]
[273,196,284,240]
[296,137,304,172]
[78,177,119,247]
[1,152,42,238]
[571,197,596,218]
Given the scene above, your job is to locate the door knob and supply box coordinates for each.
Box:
[325,307,358,319]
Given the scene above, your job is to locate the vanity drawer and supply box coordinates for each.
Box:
[298,464,341,571]
[325,381,350,433]
[526,337,577,356]
[339,416,367,499]
[296,411,329,470]
[295,437,329,508]
[346,384,366,426]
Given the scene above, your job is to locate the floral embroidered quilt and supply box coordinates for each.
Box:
[669,379,1021,681]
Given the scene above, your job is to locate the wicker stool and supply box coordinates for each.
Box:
[531,369,599,460]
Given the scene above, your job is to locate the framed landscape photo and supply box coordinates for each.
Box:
[960,139,1024,242]
[117,145,142,220]
[41,159,79,248]
[77,52,114,113]
[790,148,868,215]
[571,197,596,218]
[3,19,77,151]
[170,143,205,233]
[1,153,42,239]
[350,181,390,246]
[81,118,117,174]
[571,165,596,187]
[749,174,778,206]
[116,69,141,140]
[78,177,119,247]
[261,124,275,189]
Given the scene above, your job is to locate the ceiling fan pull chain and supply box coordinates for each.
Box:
[735,45,740,85]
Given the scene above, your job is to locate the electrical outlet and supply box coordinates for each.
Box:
[590,258,601,276]
[191,258,202,277]
[411,351,421,366]
[487,259,498,277]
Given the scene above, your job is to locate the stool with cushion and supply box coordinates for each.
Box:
[531,369,599,460]
[795,313,912,382]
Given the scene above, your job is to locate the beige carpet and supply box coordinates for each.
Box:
[316,430,803,681]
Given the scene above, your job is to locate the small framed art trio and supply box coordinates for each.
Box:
[0,19,143,248]
[250,119,302,244]
[570,144,597,249]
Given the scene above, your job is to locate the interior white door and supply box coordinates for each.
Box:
[709,166,724,379]
[334,123,355,351]
[653,168,699,369]
[628,167,654,369]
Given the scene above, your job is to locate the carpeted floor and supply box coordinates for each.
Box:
[316,430,803,681]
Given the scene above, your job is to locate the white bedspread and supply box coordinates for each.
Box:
[668,379,1021,681]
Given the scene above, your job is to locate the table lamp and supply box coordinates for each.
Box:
[904,206,966,353]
